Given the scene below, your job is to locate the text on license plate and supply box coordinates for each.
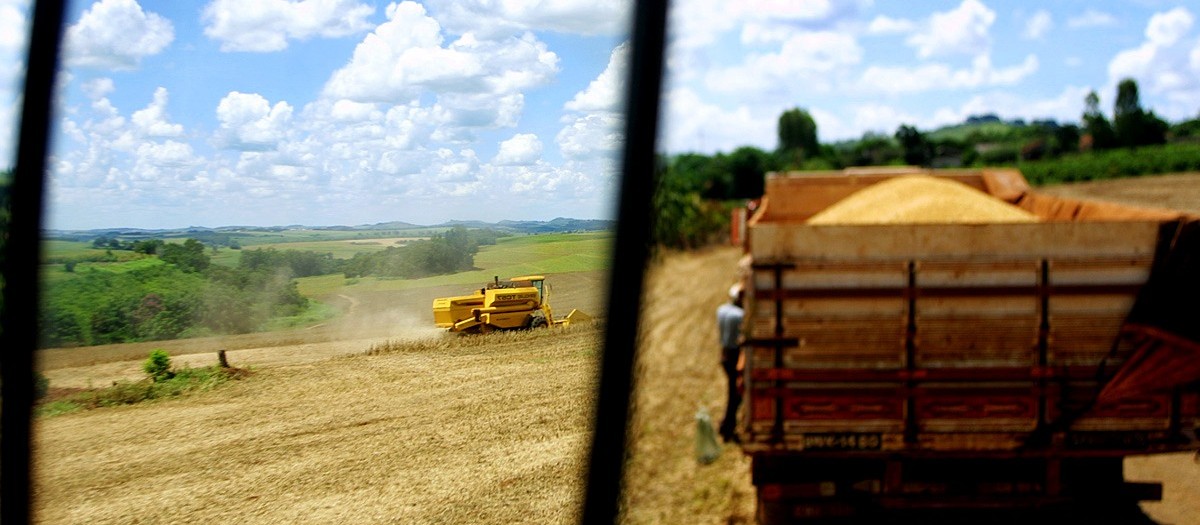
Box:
[801,433,882,450]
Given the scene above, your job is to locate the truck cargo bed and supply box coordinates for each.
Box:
[738,168,1200,479]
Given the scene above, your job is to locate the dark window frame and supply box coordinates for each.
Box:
[0,2,667,523]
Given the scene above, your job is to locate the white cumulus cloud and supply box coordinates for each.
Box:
[493,133,542,166]
[557,112,622,160]
[329,99,381,122]
[556,41,627,161]
[64,0,173,70]
[705,31,862,94]
[1108,7,1200,119]
[425,0,631,39]
[906,0,996,58]
[866,15,915,35]
[324,2,556,113]
[1023,10,1052,40]
[666,0,870,80]
[860,54,1039,95]
[131,87,182,138]
[323,1,558,139]
[202,0,374,52]
[1145,6,1194,46]
[659,87,773,153]
[0,0,30,165]
[215,91,294,150]
[135,139,196,169]
[0,0,28,75]
[565,41,628,113]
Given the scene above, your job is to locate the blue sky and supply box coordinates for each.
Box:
[0,1,1198,229]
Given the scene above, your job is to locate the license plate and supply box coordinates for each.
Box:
[1067,431,1151,449]
[801,433,883,451]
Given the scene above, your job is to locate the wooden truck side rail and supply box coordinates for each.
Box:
[737,169,1200,519]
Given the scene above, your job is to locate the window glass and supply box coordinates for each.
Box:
[628,1,1200,523]
[0,0,31,170]
[34,1,629,522]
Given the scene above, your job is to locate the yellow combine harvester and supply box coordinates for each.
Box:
[431,275,590,333]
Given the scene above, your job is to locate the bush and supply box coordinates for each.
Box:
[143,349,174,382]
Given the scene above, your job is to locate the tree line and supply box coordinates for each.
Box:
[342,227,502,279]
[651,77,1200,249]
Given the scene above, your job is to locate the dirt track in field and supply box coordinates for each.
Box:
[32,174,1200,524]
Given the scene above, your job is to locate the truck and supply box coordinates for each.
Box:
[432,275,589,333]
[734,167,1200,521]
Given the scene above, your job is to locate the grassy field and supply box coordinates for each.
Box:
[45,229,450,267]
[229,227,449,246]
[295,231,613,297]
[39,255,163,284]
[38,231,610,350]
[206,237,427,267]
[47,231,608,277]
[42,240,147,262]
[235,236,425,258]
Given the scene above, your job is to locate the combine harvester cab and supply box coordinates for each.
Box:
[432,275,589,333]
[737,167,1200,522]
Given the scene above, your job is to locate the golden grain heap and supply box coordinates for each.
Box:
[807,174,1038,225]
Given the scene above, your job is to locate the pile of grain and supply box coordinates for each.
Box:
[807,175,1038,224]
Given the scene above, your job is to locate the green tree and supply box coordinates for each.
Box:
[1083,90,1117,150]
[895,124,931,166]
[669,153,729,198]
[727,146,770,198]
[1171,117,1200,140]
[132,239,164,255]
[650,158,730,249]
[837,132,902,167]
[1113,78,1168,148]
[777,107,820,166]
[159,239,210,273]
[1053,124,1081,155]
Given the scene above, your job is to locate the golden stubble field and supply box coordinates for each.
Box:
[31,173,1200,524]
[35,327,601,524]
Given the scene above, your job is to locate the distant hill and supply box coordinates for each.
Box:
[45,218,615,244]
[353,221,424,230]
[927,121,1021,142]
[496,217,615,234]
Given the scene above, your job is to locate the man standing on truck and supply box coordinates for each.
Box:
[716,283,745,442]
